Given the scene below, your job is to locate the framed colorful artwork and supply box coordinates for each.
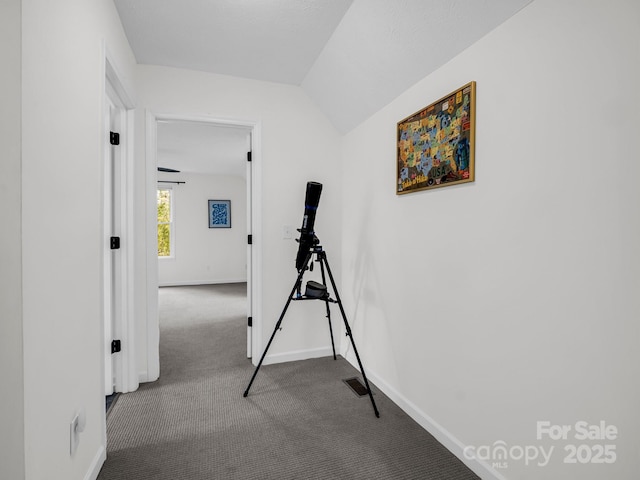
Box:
[208,200,231,228]
[397,81,476,194]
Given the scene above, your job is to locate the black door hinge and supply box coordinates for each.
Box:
[248,234,253,245]
[110,131,120,146]
[110,237,120,250]
[111,340,121,354]
[247,151,252,162]
[248,317,253,327]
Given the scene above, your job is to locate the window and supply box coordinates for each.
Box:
[157,187,173,257]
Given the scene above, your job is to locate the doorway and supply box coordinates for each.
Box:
[145,114,262,380]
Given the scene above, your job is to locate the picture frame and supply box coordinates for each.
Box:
[397,81,476,194]
[208,200,231,228]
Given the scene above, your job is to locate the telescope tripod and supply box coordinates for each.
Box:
[243,244,380,418]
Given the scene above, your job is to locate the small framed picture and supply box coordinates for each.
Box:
[208,200,231,228]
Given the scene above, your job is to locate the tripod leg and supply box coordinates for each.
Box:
[244,254,311,397]
[321,254,380,418]
[318,253,337,360]
[243,300,288,397]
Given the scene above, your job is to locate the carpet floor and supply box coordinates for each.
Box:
[97,283,479,480]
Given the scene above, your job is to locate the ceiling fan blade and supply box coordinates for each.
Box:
[158,167,181,173]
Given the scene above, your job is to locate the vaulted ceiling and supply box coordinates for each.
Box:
[115,0,533,176]
[114,0,533,134]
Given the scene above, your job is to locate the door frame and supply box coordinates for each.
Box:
[145,112,263,378]
[103,49,138,395]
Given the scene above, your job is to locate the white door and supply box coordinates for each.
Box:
[104,99,115,395]
[246,134,253,358]
[104,99,123,395]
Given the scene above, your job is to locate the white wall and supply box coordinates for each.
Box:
[158,173,247,286]
[21,1,137,478]
[341,1,640,479]
[0,1,24,478]
[135,66,343,367]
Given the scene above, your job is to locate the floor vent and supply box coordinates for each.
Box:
[343,377,369,397]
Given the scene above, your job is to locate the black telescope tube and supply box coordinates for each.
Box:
[295,181,322,271]
[301,181,322,232]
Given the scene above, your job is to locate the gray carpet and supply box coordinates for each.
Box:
[98,283,479,480]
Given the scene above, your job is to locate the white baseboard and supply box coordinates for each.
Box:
[263,346,334,366]
[84,445,106,480]
[343,356,505,480]
[159,279,247,287]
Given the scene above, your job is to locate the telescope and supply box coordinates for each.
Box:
[295,181,322,271]
[243,180,380,417]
